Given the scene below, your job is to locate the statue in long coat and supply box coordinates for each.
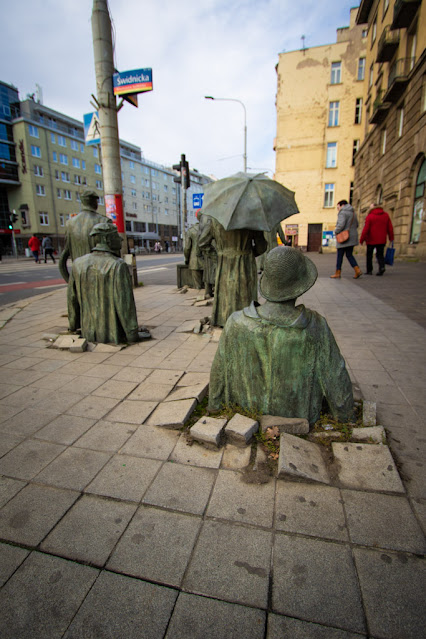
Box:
[184,222,204,289]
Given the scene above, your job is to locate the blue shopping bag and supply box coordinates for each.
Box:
[385,242,395,266]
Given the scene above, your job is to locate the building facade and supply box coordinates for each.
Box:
[274,8,367,251]
[0,82,21,254]
[355,0,426,259]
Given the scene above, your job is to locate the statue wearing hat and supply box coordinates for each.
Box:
[59,189,114,283]
[209,246,353,425]
[67,222,139,344]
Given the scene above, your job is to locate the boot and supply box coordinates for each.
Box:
[353,266,362,279]
[330,270,341,279]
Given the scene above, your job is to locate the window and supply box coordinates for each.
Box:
[411,158,426,243]
[369,64,374,88]
[80,144,84,153]
[352,139,360,165]
[330,62,341,84]
[59,153,68,165]
[72,157,80,168]
[152,193,157,201]
[355,98,363,124]
[31,145,41,158]
[39,212,49,225]
[98,196,104,205]
[326,142,337,168]
[29,125,39,138]
[96,180,103,189]
[357,58,366,81]
[397,107,404,137]
[51,133,56,143]
[33,165,44,177]
[129,160,134,169]
[76,193,81,202]
[324,184,335,208]
[328,102,339,127]
[70,140,79,151]
[349,182,354,206]
[82,160,86,170]
[152,182,158,190]
[93,147,98,157]
[164,184,168,192]
[151,168,158,176]
[94,163,101,174]
[165,196,169,203]
[57,188,62,198]
[383,0,389,16]
[58,135,66,147]
[165,209,169,216]
[52,151,57,162]
[36,184,46,196]
[145,179,150,186]
[61,171,70,182]
[371,18,377,45]
[59,215,65,226]
[55,170,60,180]
[381,129,387,154]
[64,190,72,200]
[131,189,136,197]
[130,175,136,184]
[362,28,368,38]
[132,202,137,210]
[163,174,168,181]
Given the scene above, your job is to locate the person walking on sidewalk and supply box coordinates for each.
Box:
[28,234,41,264]
[330,200,362,279]
[360,203,394,276]
[42,235,56,264]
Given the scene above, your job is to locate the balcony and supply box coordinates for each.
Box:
[391,0,421,29]
[370,91,391,124]
[376,26,400,62]
[383,58,414,102]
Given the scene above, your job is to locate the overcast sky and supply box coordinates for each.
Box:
[1,0,359,179]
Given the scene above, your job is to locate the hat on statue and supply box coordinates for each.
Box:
[259,245,318,302]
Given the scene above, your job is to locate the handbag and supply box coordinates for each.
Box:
[385,242,395,266]
[335,211,354,244]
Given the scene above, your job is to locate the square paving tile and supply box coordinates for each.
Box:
[63,570,177,639]
[166,592,266,639]
[111,367,153,383]
[332,443,404,493]
[85,454,161,501]
[0,543,29,587]
[177,372,210,387]
[91,379,139,399]
[170,436,224,469]
[58,375,105,396]
[41,494,137,566]
[74,419,136,452]
[272,534,365,633]
[30,372,77,390]
[107,505,201,586]
[146,369,185,385]
[35,390,85,414]
[0,433,24,457]
[0,477,26,509]
[267,613,365,638]
[275,483,348,541]
[3,384,53,408]
[105,400,158,424]
[143,462,216,515]
[33,415,97,445]
[0,383,23,399]
[183,520,272,608]
[81,363,123,378]
[120,423,179,460]
[221,444,252,470]
[35,447,111,491]
[147,398,197,429]
[0,407,58,437]
[66,395,120,420]
[342,490,426,553]
[207,469,275,527]
[0,552,98,639]
[0,484,79,546]
[353,547,426,639]
[127,381,176,401]
[0,439,65,481]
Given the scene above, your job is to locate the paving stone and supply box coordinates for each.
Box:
[147,398,197,429]
[0,477,26,509]
[107,505,201,586]
[0,383,23,400]
[225,413,259,446]
[166,592,266,639]
[273,534,365,634]
[85,454,161,501]
[332,442,405,493]
[342,490,426,553]
[63,570,177,639]
[411,496,426,535]
[171,435,224,468]
[0,439,65,481]
[30,371,77,390]
[4,384,55,408]
[143,462,216,515]
[190,416,227,447]
[41,494,137,567]
[120,423,179,460]
[127,381,176,401]
[0,552,98,639]
[0,407,59,437]
[53,335,78,349]
[260,415,309,435]
[0,543,29,587]
[267,613,364,639]
[183,520,271,608]
[91,379,139,399]
[165,381,209,402]
[41,332,60,341]
[176,319,200,333]
[0,432,24,457]
[147,368,185,385]
[278,433,331,485]
[177,371,210,387]
[59,374,105,396]
[69,338,87,353]
[105,399,158,424]
[92,343,124,353]
[353,547,426,639]
[275,482,348,541]
[112,366,153,383]
[221,444,252,469]
[82,363,123,379]
[351,425,385,444]
[0,484,79,546]
[35,447,111,491]
[33,415,96,445]
[74,419,136,452]
[66,395,120,420]
[362,400,376,425]
[207,469,275,527]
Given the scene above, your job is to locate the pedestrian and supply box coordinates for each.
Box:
[28,234,41,263]
[330,200,362,279]
[165,241,169,253]
[42,235,56,264]
[360,202,394,276]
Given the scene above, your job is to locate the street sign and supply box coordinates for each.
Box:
[83,112,101,146]
[192,193,204,209]
[113,68,153,96]
[0,229,20,234]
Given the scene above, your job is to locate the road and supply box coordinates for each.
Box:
[0,254,183,307]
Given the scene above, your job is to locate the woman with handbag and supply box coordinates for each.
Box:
[330,200,362,279]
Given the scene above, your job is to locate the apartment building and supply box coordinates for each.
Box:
[354,0,426,258]
[274,8,367,251]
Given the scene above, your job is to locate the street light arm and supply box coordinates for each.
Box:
[204,96,247,172]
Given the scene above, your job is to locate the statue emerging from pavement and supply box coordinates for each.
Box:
[67,223,139,344]
[184,221,204,289]
[208,246,353,425]
[59,189,114,282]
[198,217,267,327]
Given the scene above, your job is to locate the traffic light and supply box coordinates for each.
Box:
[173,154,190,189]
[8,211,18,230]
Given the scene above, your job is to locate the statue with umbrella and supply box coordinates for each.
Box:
[199,172,299,327]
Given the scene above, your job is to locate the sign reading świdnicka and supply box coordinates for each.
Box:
[113,68,153,96]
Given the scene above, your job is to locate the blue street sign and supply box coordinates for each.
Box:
[84,112,100,146]
[193,193,204,209]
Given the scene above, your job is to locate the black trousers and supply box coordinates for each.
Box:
[366,244,385,273]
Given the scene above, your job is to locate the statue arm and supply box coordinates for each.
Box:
[59,240,71,283]
[198,217,213,250]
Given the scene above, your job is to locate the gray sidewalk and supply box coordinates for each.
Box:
[0,266,424,638]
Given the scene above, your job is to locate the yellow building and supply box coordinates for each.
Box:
[355,0,426,259]
[274,8,367,251]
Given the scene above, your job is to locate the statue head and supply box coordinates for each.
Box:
[81,189,99,211]
[90,222,122,256]
[259,245,317,302]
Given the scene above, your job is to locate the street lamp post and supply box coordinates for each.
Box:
[205,96,247,173]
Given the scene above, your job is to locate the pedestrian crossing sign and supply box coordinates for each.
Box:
[84,112,101,146]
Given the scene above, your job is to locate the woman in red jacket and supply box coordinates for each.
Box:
[360,203,394,276]
[28,234,41,264]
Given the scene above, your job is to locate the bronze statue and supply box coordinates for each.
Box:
[209,246,353,425]
[59,189,113,282]
[257,222,286,273]
[67,223,139,344]
[198,213,218,297]
[184,221,204,289]
[198,217,267,327]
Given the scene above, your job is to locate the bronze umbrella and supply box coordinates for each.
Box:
[201,172,299,232]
